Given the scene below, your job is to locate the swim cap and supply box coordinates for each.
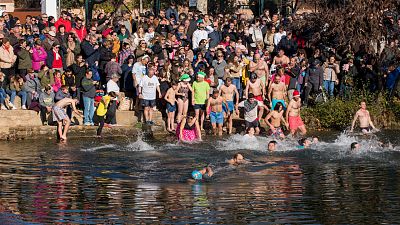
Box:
[179,74,191,82]
[197,71,206,78]
[191,170,202,180]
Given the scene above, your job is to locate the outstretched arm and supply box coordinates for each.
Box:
[350,112,358,132]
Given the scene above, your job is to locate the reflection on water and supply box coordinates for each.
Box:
[0,131,399,224]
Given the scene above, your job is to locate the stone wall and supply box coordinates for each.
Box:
[0,109,165,140]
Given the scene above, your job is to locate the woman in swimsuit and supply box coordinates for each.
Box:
[176,74,193,123]
[177,112,202,142]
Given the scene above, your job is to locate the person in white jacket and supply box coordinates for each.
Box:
[192,21,213,50]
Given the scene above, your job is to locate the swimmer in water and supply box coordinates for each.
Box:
[268,140,277,151]
[228,153,246,165]
[351,142,361,151]
[297,138,311,149]
[312,136,319,144]
[191,165,214,181]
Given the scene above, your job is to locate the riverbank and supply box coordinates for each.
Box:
[0,110,165,140]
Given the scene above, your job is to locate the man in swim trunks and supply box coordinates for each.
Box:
[350,101,379,134]
[268,73,287,110]
[192,71,210,131]
[286,90,307,136]
[245,73,266,121]
[220,77,239,134]
[238,93,264,135]
[207,89,227,136]
[265,102,288,138]
[250,53,269,86]
[52,98,82,141]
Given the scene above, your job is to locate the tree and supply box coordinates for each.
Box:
[291,0,400,49]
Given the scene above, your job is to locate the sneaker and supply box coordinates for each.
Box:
[43,121,48,126]
[21,105,27,110]
[12,106,17,110]
[90,122,94,126]
[84,122,91,126]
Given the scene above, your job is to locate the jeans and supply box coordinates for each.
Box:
[0,88,6,104]
[83,96,95,124]
[6,90,27,107]
[323,80,335,96]
[232,77,242,99]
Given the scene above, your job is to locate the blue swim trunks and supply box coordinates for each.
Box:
[271,98,286,110]
[222,101,235,113]
[166,102,176,112]
[210,111,224,124]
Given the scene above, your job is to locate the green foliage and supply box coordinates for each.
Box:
[302,90,398,130]
[60,0,84,9]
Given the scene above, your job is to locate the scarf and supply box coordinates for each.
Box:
[243,99,258,112]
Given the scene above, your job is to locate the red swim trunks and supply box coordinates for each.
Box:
[289,116,304,131]
[254,95,263,103]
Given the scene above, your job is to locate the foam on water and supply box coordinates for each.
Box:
[81,144,118,152]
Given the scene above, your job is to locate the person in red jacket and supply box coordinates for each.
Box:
[71,17,87,42]
[54,11,72,33]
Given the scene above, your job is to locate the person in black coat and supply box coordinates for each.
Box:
[81,35,100,67]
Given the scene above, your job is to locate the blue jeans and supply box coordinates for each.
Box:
[0,88,6,104]
[6,90,27,106]
[323,80,335,96]
[83,96,95,124]
[232,77,242,99]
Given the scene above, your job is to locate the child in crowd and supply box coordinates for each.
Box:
[52,70,62,92]
[164,81,178,132]
[95,91,117,137]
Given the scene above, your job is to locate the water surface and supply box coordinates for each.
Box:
[0,131,400,224]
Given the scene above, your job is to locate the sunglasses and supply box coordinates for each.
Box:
[91,29,96,32]
[218,55,224,57]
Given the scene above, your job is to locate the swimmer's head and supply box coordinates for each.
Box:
[274,102,284,112]
[268,140,277,151]
[312,136,319,143]
[351,142,360,151]
[247,127,255,136]
[299,138,311,148]
[233,153,244,163]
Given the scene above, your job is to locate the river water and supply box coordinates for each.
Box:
[0,131,400,224]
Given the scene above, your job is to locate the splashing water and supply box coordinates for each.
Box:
[81,144,118,152]
[125,133,155,151]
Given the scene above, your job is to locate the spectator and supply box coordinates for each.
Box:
[104,53,122,81]
[16,39,32,76]
[6,75,27,109]
[81,70,97,125]
[24,70,42,107]
[39,86,54,125]
[32,40,47,71]
[54,11,72,32]
[139,67,161,124]
[46,44,64,71]
[0,38,17,78]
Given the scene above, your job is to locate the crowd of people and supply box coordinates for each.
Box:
[0,3,398,140]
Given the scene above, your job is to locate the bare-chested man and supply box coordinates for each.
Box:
[268,74,287,110]
[350,101,379,134]
[220,77,239,134]
[206,90,228,136]
[52,98,82,141]
[245,73,266,121]
[250,53,269,86]
[265,102,288,138]
[272,49,290,66]
[164,81,179,132]
[286,90,307,136]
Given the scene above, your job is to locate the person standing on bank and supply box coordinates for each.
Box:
[52,97,82,141]
[350,101,379,134]
[81,70,97,126]
[139,66,161,125]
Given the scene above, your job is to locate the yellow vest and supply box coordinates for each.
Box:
[96,95,111,117]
